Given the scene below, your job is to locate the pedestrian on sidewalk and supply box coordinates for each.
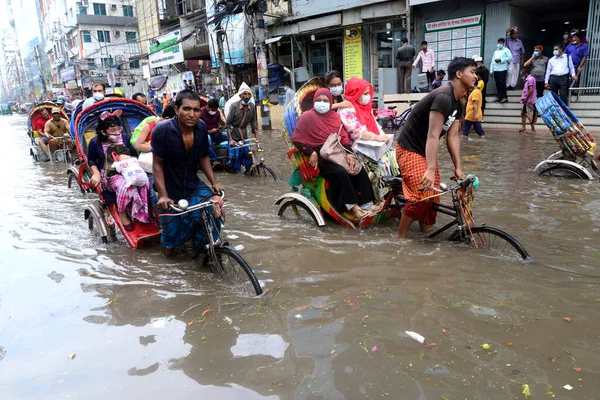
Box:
[519,69,537,134]
[523,45,548,98]
[474,56,489,112]
[462,85,485,139]
[396,37,416,94]
[545,44,577,105]
[505,26,525,89]
[490,38,512,103]
[413,41,436,89]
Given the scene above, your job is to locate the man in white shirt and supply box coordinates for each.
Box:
[284,83,295,107]
[82,83,106,111]
[545,44,577,104]
[413,41,436,89]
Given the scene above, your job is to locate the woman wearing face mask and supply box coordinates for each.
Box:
[338,78,390,145]
[88,111,150,230]
[524,45,549,100]
[325,70,353,111]
[292,88,380,219]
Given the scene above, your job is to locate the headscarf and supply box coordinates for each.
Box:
[238,82,252,96]
[344,78,380,135]
[292,88,351,148]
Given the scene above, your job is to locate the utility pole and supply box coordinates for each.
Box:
[216,24,229,96]
[33,45,48,98]
[253,3,271,130]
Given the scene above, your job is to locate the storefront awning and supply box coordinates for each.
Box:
[265,36,282,45]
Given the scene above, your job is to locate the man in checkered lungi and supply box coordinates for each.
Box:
[396,57,478,238]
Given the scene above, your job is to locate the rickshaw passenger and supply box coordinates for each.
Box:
[88,110,150,231]
[340,78,390,146]
[325,70,353,111]
[291,88,381,219]
[133,105,176,208]
[152,90,224,257]
[40,108,72,161]
[201,99,228,164]
[32,108,52,134]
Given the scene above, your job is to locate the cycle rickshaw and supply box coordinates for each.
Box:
[275,79,531,261]
[67,98,263,295]
[533,91,598,179]
[27,102,72,163]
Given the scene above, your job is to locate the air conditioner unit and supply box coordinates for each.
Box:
[111,4,117,10]
[114,55,125,62]
[82,0,88,6]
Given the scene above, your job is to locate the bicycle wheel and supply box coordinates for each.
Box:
[450,226,531,262]
[211,247,263,296]
[538,165,588,179]
[260,164,278,181]
[278,199,320,225]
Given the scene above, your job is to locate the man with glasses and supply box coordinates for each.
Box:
[82,83,106,111]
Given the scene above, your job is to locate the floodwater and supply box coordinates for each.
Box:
[1,114,599,400]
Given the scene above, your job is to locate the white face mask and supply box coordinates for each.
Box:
[358,94,371,105]
[314,102,331,114]
[330,85,343,97]
[93,92,104,101]
[208,110,217,116]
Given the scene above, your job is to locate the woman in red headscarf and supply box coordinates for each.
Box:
[292,88,380,219]
[339,78,390,146]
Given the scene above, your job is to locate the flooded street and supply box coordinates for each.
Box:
[1,114,599,399]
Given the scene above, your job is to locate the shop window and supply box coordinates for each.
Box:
[79,6,87,14]
[97,30,111,43]
[123,5,134,17]
[129,60,140,69]
[93,3,106,15]
[82,30,92,43]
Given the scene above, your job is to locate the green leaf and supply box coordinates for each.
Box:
[481,343,491,350]
[522,384,531,399]
[441,397,450,400]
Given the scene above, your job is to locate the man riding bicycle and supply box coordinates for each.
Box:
[396,57,477,238]
[152,90,224,257]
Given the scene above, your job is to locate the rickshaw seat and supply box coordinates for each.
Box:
[382,176,402,186]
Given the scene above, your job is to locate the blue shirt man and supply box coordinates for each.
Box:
[152,90,223,255]
[564,33,589,72]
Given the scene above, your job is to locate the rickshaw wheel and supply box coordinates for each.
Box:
[278,200,320,225]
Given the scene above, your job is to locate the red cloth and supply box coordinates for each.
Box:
[396,144,440,226]
[32,113,51,132]
[292,88,351,147]
[344,78,380,135]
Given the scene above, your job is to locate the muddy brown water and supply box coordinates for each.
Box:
[0,114,598,399]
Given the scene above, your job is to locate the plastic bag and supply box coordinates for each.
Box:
[113,158,149,187]
[137,151,153,173]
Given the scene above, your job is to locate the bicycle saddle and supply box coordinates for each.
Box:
[382,176,402,185]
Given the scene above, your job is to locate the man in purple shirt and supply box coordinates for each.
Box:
[505,26,525,90]
[564,32,589,75]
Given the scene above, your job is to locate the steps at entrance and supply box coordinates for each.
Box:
[484,90,600,131]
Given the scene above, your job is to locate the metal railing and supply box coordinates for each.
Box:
[569,58,600,102]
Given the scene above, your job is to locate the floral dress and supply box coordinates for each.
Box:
[338,107,400,201]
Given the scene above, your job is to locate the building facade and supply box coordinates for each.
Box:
[0,28,25,100]
[39,0,142,97]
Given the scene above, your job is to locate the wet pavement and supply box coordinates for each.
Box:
[0,114,599,399]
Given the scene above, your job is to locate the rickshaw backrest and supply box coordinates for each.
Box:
[74,98,156,156]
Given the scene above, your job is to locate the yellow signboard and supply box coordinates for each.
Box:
[344,26,363,80]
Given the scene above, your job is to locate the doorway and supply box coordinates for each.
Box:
[309,38,344,79]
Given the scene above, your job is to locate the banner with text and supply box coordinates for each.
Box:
[424,14,484,76]
[344,26,363,80]
[148,30,185,69]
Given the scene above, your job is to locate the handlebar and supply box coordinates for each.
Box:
[419,175,479,193]
[168,190,225,214]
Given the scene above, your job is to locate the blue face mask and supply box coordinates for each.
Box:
[533,51,539,57]
[563,34,569,39]
[241,99,250,106]
[553,50,560,56]
[497,44,503,50]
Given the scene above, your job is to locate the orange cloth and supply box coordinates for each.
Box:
[396,144,440,225]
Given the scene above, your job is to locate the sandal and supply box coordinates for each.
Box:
[518,128,527,133]
[369,202,385,214]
